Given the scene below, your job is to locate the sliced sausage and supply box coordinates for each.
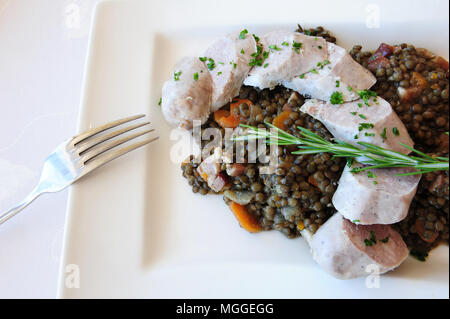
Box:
[204,32,257,111]
[244,30,328,89]
[161,56,212,129]
[283,43,376,102]
[300,97,414,154]
[309,213,409,279]
[332,164,421,225]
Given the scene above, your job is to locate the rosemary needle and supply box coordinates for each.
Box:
[233,123,449,176]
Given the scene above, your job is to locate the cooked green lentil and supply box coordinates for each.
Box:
[181,26,449,257]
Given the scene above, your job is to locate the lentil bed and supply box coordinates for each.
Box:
[181,26,449,259]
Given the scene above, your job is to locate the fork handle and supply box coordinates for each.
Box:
[0,189,42,225]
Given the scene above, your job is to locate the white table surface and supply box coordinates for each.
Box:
[0,0,99,298]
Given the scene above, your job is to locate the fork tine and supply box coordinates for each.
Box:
[76,121,151,154]
[81,128,155,164]
[83,136,159,171]
[71,114,145,146]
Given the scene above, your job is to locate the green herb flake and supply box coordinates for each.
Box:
[358,123,374,131]
[239,29,248,39]
[252,34,260,42]
[217,71,222,75]
[365,132,375,137]
[357,103,363,108]
[357,89,378,106]
[330,91,344,105]
[318,45,322,49]
[335,80,340,88]
[173,71,182,81]
[358,114,367,120]
[299,74,305,79]
[292,41,303,54]
[380,237,389,243]
[263,63,269,68]
[346,158,353,168]
[364,239,373,246]
[310,68,319,74]
[233,63,237,69]
[350,112,357,116]
[367,171,376,178]
[373,181,378,185]
[269,44,282,51]
[352,219,360,223]
[370,230,377,243]
[380,127,387,142]
[347,86,353,91]
[206,58,216,70]
[240,48,245,54]
[281,41,289,46]
[158,97,162,106]
[199,57,207,62]
[354,134,359,139]
[218,61,225,65]
[193,72,199,81]
[304,30,311,36]
[393,127,400,136]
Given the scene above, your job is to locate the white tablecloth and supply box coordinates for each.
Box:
[0,0,98,298]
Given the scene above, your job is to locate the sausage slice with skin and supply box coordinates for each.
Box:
[300,97,414,154]
[333,165,421,225]
[283,43,376,102]
[161,57,212,129]
[204,32,257,111]
[309,213,409,279]
[243,30,328,89]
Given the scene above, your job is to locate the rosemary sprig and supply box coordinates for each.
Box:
[233,123,449,176]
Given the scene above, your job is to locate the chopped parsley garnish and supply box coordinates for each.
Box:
[240,48,244,54]
[218,61,224,65]
[299,74,305,79]
[199,57,207,62]
[358,114,367,120]
[352,219,360,223]
[323,60,331,65]
[357,103,363,108]
[354,134,359,139]
[292,41,303,54]
[347,86,353,91]
[365,132,375,137]
[380,127,387,142]
[357,89,377,106]
[370,230,377,243]
[310,68,318,74]
[252,34,260,42]
[367,171,376,178]
[269,44,282,51]
[193,72,199,81]
[318,45,322,49]
[239,29,248,39]
[304,30,311,35]
[217,71,222,75]
[380,237,389,243]
[206,58,216,70]
[281,41,289,46]
[264,63,269,68]
[158,97,162,106]
[233,62,237,69]
[173,71,182,81]
[330,91,344,105]
[262,51,269,59]
[335,80,340,87]
[314,37,318,40]
[393,127,400,136]
[364,239,373,246]
[358,123,374,131]
[373,181,378,185]
[350,112,357,116]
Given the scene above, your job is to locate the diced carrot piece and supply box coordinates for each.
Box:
[229,202,262,233]
[272,111,292,130]
[308,175,318,187]
[214,99,254,128]
[214,109,229,123]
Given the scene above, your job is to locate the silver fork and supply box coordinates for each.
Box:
[0,114,158,225]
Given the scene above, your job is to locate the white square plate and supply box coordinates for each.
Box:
[58,0,449,298]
